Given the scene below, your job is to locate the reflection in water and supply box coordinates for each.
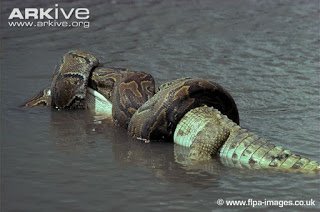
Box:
[50,110,100,153]
[49,110,223,188]
[111,139,223,188]
[3,0,320,210]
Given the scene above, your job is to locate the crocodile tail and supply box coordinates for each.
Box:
[174,106,319,173]
[219,129,320,172]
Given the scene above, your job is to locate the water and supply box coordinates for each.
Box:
[1,0,319,211]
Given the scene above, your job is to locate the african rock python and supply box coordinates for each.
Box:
[23,50,320,173]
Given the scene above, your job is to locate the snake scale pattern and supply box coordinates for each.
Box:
[23,50,320,173]
[128,78,239,141]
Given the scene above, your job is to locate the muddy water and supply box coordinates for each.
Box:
[1,0,319,211]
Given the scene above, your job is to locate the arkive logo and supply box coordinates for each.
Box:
[8,4,90,20]
[8,4,90,29]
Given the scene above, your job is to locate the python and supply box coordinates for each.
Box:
[23,50,320,173]
[8,4,89,20]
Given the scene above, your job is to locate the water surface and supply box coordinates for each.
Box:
[1,0,319,211]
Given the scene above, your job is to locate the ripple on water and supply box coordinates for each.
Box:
[1,0,319,211]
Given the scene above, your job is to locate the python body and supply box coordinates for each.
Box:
[23,50,320,173]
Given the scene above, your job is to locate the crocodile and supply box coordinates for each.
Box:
[23,50,320,173]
